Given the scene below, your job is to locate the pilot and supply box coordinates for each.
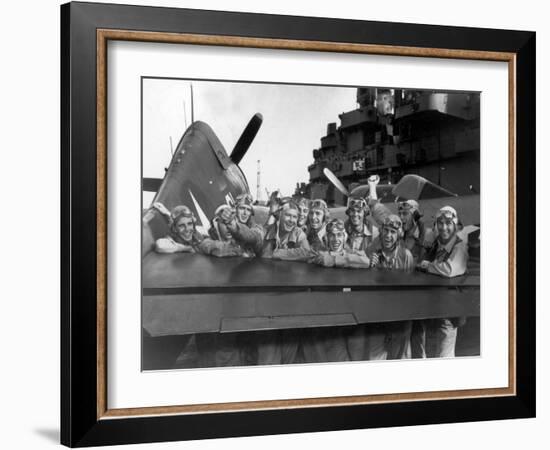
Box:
[397,199,434,262]
[153,204,243,367]
[257,199,311,365]
[365,215,414,360]
[154,204,242,258]
[416,206,469,358]
[300,219,372,363]
[296,197,310,232]
[306,199,330,251]
[154,205,205,254]
[397,199,435,359]
[310,218,371,269]
[217,194,264,257]
[345,196,374,252]
[367,214,414,271]
[261,199,311,261]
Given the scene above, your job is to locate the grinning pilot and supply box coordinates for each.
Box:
[416,206,469,358]
[154,204,205,254]
[310,218,371,269]
[258,199,311,365]
[153,204,241,367]
[154,204,242,258]
[301,218,371,363]
[261,199,311,261]
[306,199,330,251]
[216,193,264,257]
[365,215,414,360]
[367,214,414,271]
[345,196,374,253]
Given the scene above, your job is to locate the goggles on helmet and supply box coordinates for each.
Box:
[235,193,254,209]
[397,200,419,212]
[382,214,403,231]
[310,199,328,210]
[347,197,368,210]
[435,206,458,225]
[326,218,346,235]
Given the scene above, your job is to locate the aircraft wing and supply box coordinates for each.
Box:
[142,252,480,337]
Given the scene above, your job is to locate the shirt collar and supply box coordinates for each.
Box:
[407,223,420,239]
[346,222,372,237]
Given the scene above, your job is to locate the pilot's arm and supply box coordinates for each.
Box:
[367,200,392,229]
[155,237,194,254]
[228,221,264,255]
[198,238,244,258]
[334,250,371,269]
[271,231,313,261]
[426,243,468,278]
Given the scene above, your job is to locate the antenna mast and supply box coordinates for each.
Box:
[183,100,188,129]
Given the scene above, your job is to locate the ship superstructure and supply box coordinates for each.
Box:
[297,88,480,205]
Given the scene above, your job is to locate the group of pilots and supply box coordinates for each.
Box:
[152,175,470,368]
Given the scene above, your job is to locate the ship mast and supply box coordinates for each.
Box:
[256,160,261,202]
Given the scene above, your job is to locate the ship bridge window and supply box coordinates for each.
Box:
[363,129,375,146]
[376,146,385,164]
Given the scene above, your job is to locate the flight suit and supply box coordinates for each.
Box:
[363,239,415,360]
[306,225,328,252]
[229,220,265,256]
[257,223,311,365]
[419,235,469,358]
[402,222,435,358]
[261,223,311,261]
[345,222,373,253]
[302,246,371,363]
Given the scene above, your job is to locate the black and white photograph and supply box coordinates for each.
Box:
[141,79,481,370]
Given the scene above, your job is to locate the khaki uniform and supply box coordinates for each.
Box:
[228,220,265,257]
[403,223,434,263]
[257,223,311,365]
[345,222,373,253]
[366,238,415,272]
[359,239,414,360]
[303,245,370,363]
[306,225,328,252]
[314,247,371,269]
[261,223,311,261]
[415,235,469,358]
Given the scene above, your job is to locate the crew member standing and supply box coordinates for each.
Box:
[366,215,414,360]
[258,199,311,365]
[416,206,469,358]
[397,199,434,358]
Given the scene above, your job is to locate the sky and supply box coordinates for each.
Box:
[142,78,358,204]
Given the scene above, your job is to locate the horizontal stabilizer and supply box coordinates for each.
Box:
[392,174,458,200]
[143,178,163,192]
